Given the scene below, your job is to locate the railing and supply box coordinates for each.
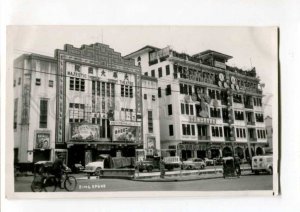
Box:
[198,135,210,141]
[249,137,257,142]
[244,104,254,109]
[247,121,255,126]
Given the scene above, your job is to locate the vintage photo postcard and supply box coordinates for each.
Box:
[5,26,279,198]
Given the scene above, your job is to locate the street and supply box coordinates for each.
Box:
[15,174,272,192]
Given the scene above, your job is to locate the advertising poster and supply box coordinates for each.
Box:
[35,133,50,149]
[113,126,137,142]
[70,124,100,141]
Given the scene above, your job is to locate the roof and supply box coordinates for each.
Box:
[124,45,161,58]
[193,50,233,60]
[265,116,272,120]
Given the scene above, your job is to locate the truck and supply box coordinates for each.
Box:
[136,156,182,172]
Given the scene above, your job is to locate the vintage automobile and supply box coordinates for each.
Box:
[83,160,104,176]
[252,155,273,175]
[71,163,85,173]
[136,158,160,172]
[163,156,182,171]
[204,158,215,166]
[182,158,206,170]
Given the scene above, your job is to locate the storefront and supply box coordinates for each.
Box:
[33,131,52,162]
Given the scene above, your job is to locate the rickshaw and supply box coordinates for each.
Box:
[222,157,241,178]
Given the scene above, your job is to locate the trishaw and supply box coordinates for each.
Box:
[222,157,241,178]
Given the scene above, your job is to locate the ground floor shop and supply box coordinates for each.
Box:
[161,141,267,161]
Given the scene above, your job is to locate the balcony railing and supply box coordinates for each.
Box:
[249,137,257,142]
[247,121,255,126]
[244,104,254,109]
[198,135,210,141]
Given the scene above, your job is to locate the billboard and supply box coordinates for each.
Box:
[112,126,138,142]
[35,133,50,149]
[70,124,100,141]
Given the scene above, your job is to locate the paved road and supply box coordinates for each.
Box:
[15,174,272,192]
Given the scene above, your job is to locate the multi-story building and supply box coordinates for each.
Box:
[13,43,160,168]
[126,46,268,161]
[265,116,273,150]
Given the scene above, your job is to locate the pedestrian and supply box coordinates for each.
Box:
[160,157,165,179]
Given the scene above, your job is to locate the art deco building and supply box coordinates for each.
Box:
[13,43,160,167]
[126,46,267,161]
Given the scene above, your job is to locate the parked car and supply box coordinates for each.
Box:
[204,158,215,166]
[182,158,206,170]
[213,157,223,165]
[136,158,160,172]
[163,156,182,171]
[83,160,104,176]
[252,155,273,175]
[71,163,85,173]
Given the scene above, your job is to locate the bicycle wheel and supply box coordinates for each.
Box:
[30,177,43,192]
[44,177,57,192]
[64,176,77,192]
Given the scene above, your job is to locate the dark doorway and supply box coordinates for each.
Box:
[68,145,85,166]
[256,147,263,156]
[211,149,220,158]
[235,147,244,159]
[197,150,206,159]
[222,147,232,157]
[182,150,192,160]
[33,150,51,163]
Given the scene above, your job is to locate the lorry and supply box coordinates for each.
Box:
[251,155,273,175]
[136,156,182,172]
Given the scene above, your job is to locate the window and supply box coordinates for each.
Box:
[121,85,124,97]
[212,126,223,137]
[152,95,156,101]
[88,67,93,74]
[125,85,129,97]
[233,94,243,103]
[181,103,185,114]
[166,65,170,75]
[129,86,133,98]
[144,72,148,76]
[18,77,21,85]
[190,105,194,115]
[188,85,192,95]
[182,124,187,135]
[36,78,41,86]
[158,87,161,98]
[191,125,195,135]
[14,98,18,129]
[49,80,54,87]
[80,79,85,91]
[69,103,85,123]
[255,113,264,122]
[144,94,147,100]
[70,77,74,90]
[180,84,184,94]
[39,99,48,128]
[148,111,153,133]
[169,125,174,136]
[234,111,244,120]
[185,103,189,114]
[187,125,191,135]
[210,108,221,118]
[168,104,172,115]
[13,80,16,87]
[151,70,155,77]
[166,84,171,95]
[158,67,162,77]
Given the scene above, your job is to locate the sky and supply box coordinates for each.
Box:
[7,26,277,116]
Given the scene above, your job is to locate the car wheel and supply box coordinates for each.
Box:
[94,167,102,176]
[254,171,259,175]
[147,166,153,172]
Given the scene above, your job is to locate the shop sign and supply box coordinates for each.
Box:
[35,133,50,149]
[70,124,100,141]
[112,126,138,142]
[214,61,226,69]
[66,70,88,79]
[189,116,217,125]
[110,120,141,127]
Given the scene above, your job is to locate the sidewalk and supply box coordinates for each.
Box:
[133,165,252,182]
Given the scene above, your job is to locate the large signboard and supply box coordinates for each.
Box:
[110,120,141,127]
[35,133,50,149]
[189,116,217,125]
[70,124,100,141]
[112,126,138,142]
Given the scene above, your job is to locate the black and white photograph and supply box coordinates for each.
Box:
[6,26,278,197]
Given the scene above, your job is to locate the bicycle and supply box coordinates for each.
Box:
[31,170,77,192]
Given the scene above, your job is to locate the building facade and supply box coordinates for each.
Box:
[126,46,268,161]
[265,116,273,150]
[13,43,160,167]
